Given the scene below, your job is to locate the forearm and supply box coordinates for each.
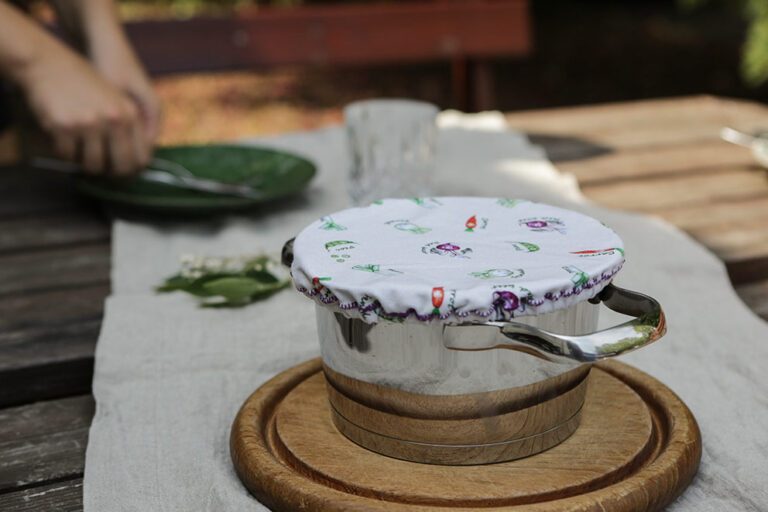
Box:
[0,1,64,86]
[49,0,127,59]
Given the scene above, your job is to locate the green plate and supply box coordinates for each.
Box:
[76,144,316,214]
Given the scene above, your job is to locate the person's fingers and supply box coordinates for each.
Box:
[107,101,146,177]
[80,125,106,175]
[125,84,161,144]
[52,130,78,162]
[143,95,162,143]
[132,117,151,169]
[107,123,136,177]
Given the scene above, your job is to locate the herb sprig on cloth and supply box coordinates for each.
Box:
[157,254,290,307]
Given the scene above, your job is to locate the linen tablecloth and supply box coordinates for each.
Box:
[84,112,768,511]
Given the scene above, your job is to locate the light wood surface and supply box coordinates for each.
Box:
[326,375,587,445]
[506,95,768,288]
[324,363,589,463]
[230,358,701,511]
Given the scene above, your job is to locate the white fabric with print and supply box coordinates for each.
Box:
[291,196,624,323]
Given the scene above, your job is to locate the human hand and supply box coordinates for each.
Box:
[18,40,151,176]
[50,0,161,148]
[87,23,161,145]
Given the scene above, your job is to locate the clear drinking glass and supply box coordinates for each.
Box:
[344,99,438,205]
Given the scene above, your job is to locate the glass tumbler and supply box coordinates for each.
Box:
[344,99,438,205]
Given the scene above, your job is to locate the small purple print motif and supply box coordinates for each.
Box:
[518,217,566,234]
[422,241,473,258]
[493,290,520,316]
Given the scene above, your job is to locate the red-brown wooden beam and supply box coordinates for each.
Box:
[126,0,531,75]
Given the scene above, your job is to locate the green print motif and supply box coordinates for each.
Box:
[563,265,590,288]
[386,220,431,234]
[324,240,358,263]
[497,198,526,208]
[470,268,525,279]
[319,216,347,231]
[507,241,540,253]
[352,264,403,276]
[410,197,443,208]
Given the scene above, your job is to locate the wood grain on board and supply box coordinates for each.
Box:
[0,396,93,493]
[231,358,701,511]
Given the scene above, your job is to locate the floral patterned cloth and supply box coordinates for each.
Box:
[291,197,624,323]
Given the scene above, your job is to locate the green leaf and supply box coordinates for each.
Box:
[245,269,280,283]
[157,254,289,307]
[202,277,270,303]
[156,274,193,292]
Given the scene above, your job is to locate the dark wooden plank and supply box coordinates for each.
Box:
[0,166,84,218]
[0,214,109,255]
[128,0,531,74]
[728,257,768,286]
[0,322,98,407]
[0,243,109,297]
[0,396,93,493]
[0,396,94,442]
[0,478,83,512]
[0,359,95,409]
[0,284,107,333]
[735,279,768,320]
[0,285,104,406]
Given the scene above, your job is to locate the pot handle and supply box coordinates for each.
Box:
[282,238,295,267]
[443,284,666,364]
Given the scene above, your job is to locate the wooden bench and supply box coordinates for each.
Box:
[125,0,532,111]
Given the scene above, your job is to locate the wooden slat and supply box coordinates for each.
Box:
[648,197,768,284]
[0,243,109,297]
[583,168,768,212]
[0,284,106,333]
[507,96,768,149]
[735,279,768,320]
[128,0,531,75]
[655,196,768,231]
[0,396,93,442]
[0,166,83,218]
[556,140,756,185]
[0,286,104,406]
[0,396,93,493]
[0,479,83,512]
[0,214,109,255]
[0,320,99,407]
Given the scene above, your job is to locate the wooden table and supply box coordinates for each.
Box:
[1,95,766,510]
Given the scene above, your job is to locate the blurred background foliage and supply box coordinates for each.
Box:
[682,0,768,86]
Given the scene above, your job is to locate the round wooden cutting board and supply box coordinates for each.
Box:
[230,358,701,511]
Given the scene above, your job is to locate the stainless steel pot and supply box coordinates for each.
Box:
[284,239,666,465]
